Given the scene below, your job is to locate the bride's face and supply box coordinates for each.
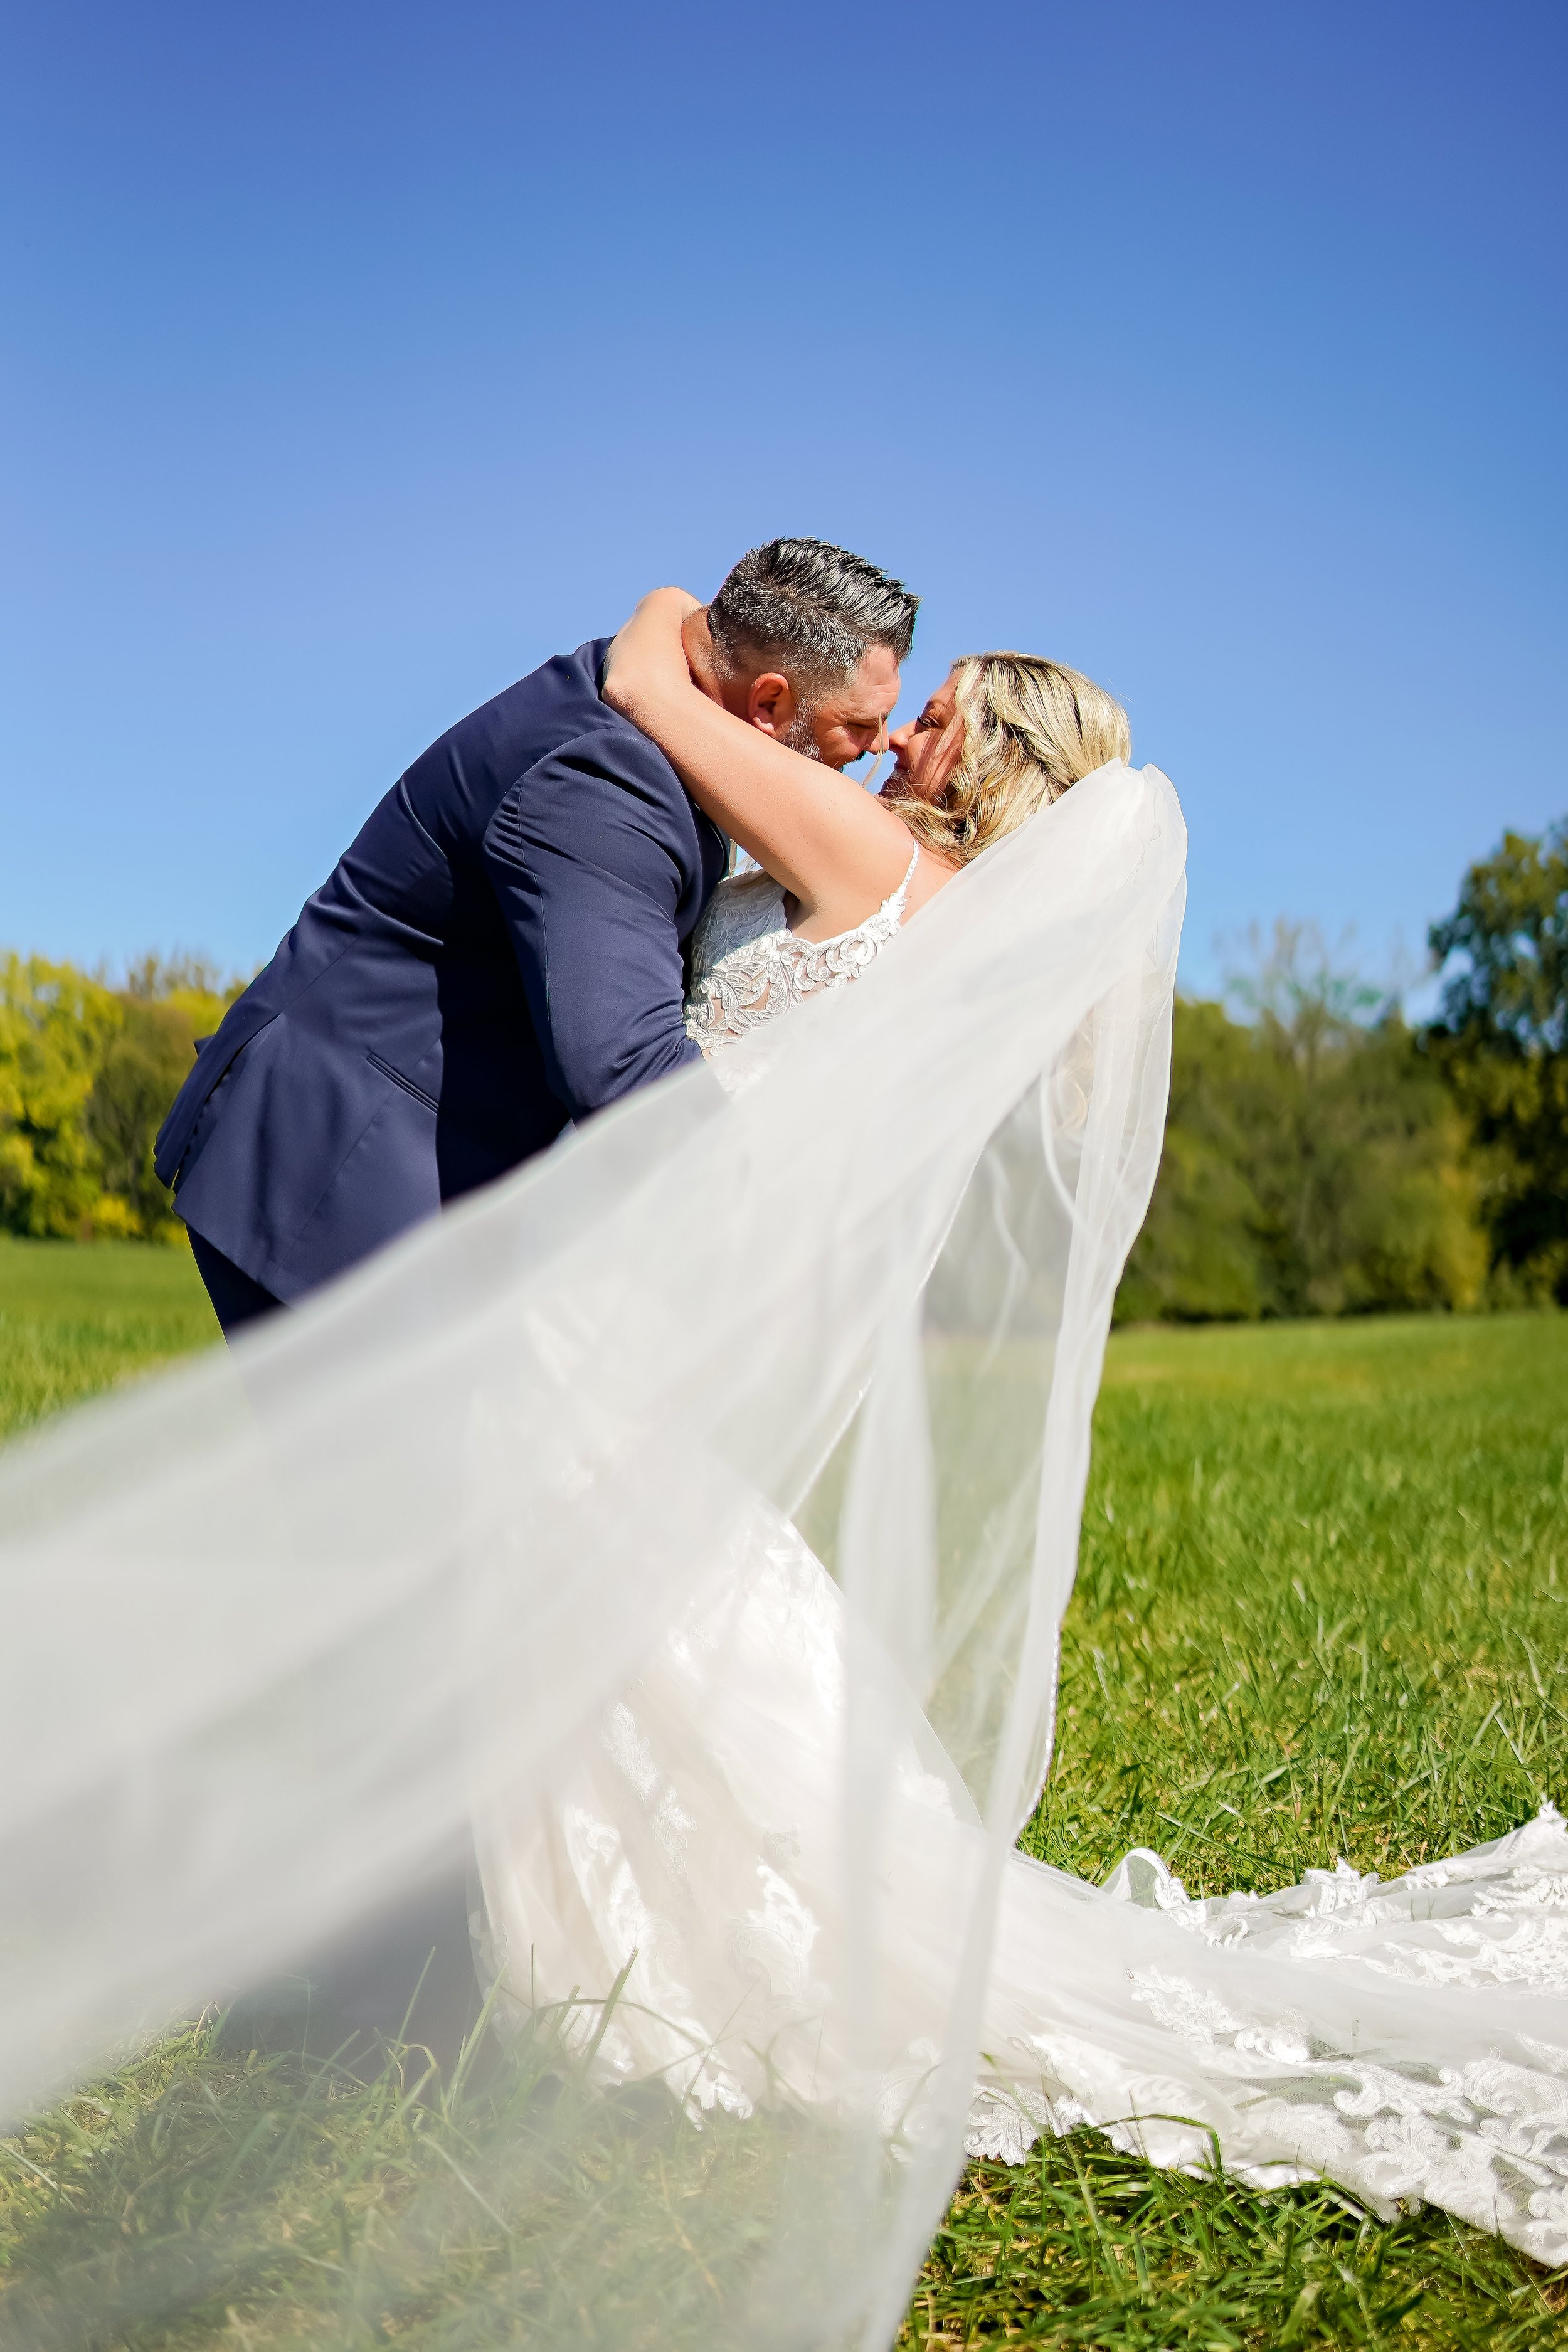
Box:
[884,674,963,803]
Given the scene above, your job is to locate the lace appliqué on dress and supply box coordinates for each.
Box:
[684,850,918,1064]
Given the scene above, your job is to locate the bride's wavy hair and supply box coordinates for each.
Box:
[886,654,1131,865]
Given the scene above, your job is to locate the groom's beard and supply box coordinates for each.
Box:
[780,710,822,761]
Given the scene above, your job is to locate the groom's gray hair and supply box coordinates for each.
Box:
[707,538,919,685]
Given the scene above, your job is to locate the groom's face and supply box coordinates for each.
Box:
[733,645,902,771]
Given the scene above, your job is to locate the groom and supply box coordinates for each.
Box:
[156,538,916,2062]
[156,537,917,1332]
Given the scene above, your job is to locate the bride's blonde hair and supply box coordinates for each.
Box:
[887,653,1131,865]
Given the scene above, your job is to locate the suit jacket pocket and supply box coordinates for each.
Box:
[366,1047,440,1113]
[155,1004,281,1186]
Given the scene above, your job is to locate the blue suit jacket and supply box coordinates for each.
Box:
[156,640,727,1301]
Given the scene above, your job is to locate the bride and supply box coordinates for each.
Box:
[1,590,1563,2346]
[472,592,1568,2265]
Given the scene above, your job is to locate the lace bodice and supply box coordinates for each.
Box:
[683,849,918,1054]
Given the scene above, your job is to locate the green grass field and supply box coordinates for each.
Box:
[0,1236,218,1435]
[930,1311,1567,2348]
[1,1238,1564,2347]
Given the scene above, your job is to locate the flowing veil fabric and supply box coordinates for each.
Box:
[1,760,1563,2346]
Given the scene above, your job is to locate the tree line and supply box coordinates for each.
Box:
[1120,822,1566,1319]
[2,821,1564,1319]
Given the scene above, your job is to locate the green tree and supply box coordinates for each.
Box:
[1426,822,1568,1304]
[1120,930,1486,1323]
[1236,934,1485,1317]
[1114,999,1268,1322]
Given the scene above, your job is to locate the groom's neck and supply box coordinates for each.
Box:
[682,607,739,715]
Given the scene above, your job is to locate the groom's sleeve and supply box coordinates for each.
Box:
[482,731,705,1120]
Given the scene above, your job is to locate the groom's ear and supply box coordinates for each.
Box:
[744,672,797,738]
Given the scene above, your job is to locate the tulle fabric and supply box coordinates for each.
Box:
[0,759,1179,2341]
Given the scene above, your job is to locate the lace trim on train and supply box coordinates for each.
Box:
[966,1803,1568,2267]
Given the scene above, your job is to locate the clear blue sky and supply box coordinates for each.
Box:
[3,1,1564,997]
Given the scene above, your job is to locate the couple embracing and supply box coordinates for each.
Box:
[156,537,1122,1323]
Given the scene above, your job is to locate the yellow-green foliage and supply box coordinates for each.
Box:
[0,956,240,1244]
[0,957,122,1239]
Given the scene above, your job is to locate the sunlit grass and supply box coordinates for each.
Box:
[0,1236,216,1436]
[904,1310,1568,2348]
[1036,1313,1565,1893]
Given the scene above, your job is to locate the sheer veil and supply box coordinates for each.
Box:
[9,755,1416,2346]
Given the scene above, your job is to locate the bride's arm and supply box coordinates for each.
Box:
[603,590,921,933]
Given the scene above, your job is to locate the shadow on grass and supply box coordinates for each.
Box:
[0,1994,867,2351]
[6,2010,1562,2352]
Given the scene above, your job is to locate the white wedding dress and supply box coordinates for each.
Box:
[476,850,1568,2268]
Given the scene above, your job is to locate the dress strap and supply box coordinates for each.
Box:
[884,844,920,920]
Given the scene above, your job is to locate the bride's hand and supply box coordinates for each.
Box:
[602,588,703,721]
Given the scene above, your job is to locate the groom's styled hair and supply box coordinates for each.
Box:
[707,538,919,688]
